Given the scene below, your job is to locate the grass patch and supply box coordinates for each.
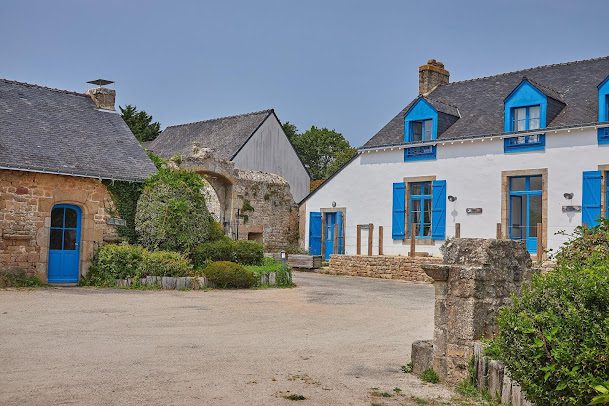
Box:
[283,394,306,401]
[370,391,392,398]
[245,257,294,287]
[0,272,43,288]
[421,368,439,384]
[401,362,413,373]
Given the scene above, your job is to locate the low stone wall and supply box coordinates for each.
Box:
[114,271,288,289]
[473,342,533,406]
[323,255,440,282]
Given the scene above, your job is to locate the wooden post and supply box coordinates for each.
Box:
[378,226,384,256]
[356,225,362,255]
[333,224,338,258]
[368,223,373,256]
[496,223,502,240]
[409,224,416,257]
[537,223,543,264]
[455,223,461,238]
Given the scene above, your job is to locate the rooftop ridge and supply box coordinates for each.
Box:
[165,109,274,129]
[0,78,86,98]
[522,76,564,101]
[440,55,609,87]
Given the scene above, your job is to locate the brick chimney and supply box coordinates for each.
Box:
[86,79,116,111]
[419,59,449,95]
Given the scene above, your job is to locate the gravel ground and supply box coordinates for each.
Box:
[0,272,457,405]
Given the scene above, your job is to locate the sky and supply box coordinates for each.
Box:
[2,0,608,147]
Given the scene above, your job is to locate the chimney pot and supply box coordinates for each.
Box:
[419,59,449,95]
[86,84,116,111]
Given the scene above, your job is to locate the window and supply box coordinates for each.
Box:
[410,119,433,142]
[508,176,543,253]
[504,134,546,152]
[404,145,436,161]
[408,182,432,239]
[512,105,541,131]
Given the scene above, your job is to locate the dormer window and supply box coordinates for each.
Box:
[410,119,433,142]
[596,76,609,144]
[512,105,541,131]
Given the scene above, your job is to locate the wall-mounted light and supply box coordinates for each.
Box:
[448,195,457,202]
[563,192,574,200]
[332,201,337,207]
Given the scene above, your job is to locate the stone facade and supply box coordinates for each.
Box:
[323,255,440,282]
[415,238,534,384]
[0,169,118,281]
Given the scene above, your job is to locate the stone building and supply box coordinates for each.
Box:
[148,109,308,248]
[0,79,156,283]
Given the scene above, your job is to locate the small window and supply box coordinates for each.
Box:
[504,134,545,153]
[511,105,541,131]
[404,145,436,161]
[410,119,432,142]
[408,182,432,239]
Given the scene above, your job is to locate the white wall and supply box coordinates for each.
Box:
[232,114,310,202]
[304,128,607,257]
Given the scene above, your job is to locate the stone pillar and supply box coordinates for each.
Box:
[419,238,533,384]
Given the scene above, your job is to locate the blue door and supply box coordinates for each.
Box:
[48,204,82,283]
[309,212,322,256]
[324,212,337,260]
[508,176,542,253]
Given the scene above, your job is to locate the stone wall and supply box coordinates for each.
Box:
[323,255,440,282]
[413,238,534,384]
[0,169,118,280]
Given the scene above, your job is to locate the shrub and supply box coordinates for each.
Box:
[555,219,609,268]
[245,257,293,287]
[139,250,192,277]
[232,240,263,265]
[192,238,234,266]
[202,261,256,289]
[135,168,214,254]
[208,220,226,242]
[90,244,145,281]
[488,264,609,405]
[0,272,43,288]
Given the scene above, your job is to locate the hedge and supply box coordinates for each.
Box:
[193,239,263,267]
[201,261,257,289]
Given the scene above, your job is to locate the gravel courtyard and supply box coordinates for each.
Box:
[0,272,455,405]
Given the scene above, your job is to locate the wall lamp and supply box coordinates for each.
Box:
[448,195,457,202]
[563,193,574,200]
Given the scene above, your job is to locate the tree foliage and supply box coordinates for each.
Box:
[120,104,161,143]
[282,123,356,180]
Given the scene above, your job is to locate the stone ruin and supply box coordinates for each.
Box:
[411,238,534,384]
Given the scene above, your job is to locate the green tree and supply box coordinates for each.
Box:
[282,121,299,142]
[285,125,356,180]
[120,104,161,143]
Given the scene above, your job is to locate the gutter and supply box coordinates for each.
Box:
[358,122,609,153]
[0,164,150,183]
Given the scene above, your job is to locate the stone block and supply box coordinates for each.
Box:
[268,272,276,285]
[501,371,512,404]
[176,277,192,290]
[161,277,177,289]
[511,382,522,406]
[487,360,504,399]
[411,340,433,375]
[193,276,207,289]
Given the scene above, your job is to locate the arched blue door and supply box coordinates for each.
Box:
[48,204,82,283]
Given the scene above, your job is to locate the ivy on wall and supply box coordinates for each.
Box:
[102,180,143,244]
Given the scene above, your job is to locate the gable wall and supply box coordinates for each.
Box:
[232,114,310,202]
[303,129,607,256]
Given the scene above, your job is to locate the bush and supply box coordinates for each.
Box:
[208,220,226,242]
[555,219,609,268]
[0,272,43,288]
[232,240,263,265]
[489,263,609,405]
[91,244,145,280]
[192,238,234,266]
[139,250,191,277]
[202,261,256,289]
[245,257,293,287]
[135,168,214,254]
[192,239,264,266]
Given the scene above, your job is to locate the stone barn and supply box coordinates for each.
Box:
[0,79,156,283]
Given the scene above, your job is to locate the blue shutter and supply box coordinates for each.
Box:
[309,212,322,255]
[431,180,447,240]
[582,171,602,228]
[392,182,406,239]
[336,211,344,254]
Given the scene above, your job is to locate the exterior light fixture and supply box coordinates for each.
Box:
[448,195,457,202]
[564,192,574,200]
[332,201,337,207]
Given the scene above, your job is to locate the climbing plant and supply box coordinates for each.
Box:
[103,180,143,244]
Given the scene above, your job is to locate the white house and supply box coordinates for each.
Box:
[300,57,609,259]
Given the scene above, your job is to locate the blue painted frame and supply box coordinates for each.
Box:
[47,204,82,283]
[504,134,546,153]
[323,212,337,261]
[308,212,322,255]
[504,80,548,132]
[404,98,438,142]
[508,176,543,253]
[404,145,437,161]
[598,76,609,122]
[408,182,433,239]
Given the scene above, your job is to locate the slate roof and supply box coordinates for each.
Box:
[363,56,609,148]
[148,109,274,160]
[0,79,157,182]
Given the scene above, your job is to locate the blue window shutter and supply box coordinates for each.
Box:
[309,212,322,255]
[432,180,447,240]
[336,211,344,254]
[582,171,602,228]
[392,182,406,239]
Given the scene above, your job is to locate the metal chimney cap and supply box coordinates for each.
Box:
[87,79,114,87]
